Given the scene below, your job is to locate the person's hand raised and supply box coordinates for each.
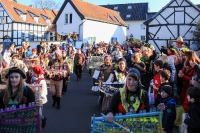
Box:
[105,112,114,123]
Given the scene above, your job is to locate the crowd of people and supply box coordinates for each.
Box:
[0,35,200,132]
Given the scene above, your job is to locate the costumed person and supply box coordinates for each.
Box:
[30,66,47,128]
[3,46,11,68]
[9,53,28,73]
[30,48,38,58]
[130,52,146,89]
[178,51,198,113]
[19,41,28,58]
[0,43,3,83]
[26,46,32,58]
[106,58,127,83]
[48,50,63,110]
[74,48,85,82]
[140,45,157,91]
[97,55,113,105]
[0,67,43,109]
[66,32,72,44]
[111,46,123,62]
[62,50,70,95]
[71,32,77,47]
[105,69,149,122]
[173,36,189,98]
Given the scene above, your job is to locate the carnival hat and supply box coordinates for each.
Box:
[5,67,26,79]
[10,52,19,58]
[173,36,186,43]
[32,66,44,75]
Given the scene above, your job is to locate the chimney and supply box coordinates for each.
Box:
[29,5,33,7]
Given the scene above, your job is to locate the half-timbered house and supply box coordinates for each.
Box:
[144,0,200,51]
[53,0,127,45]
[0,0,57,46]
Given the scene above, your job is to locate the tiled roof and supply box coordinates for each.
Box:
[146,12,157,19]
[53,0,127,26]
[101,3,148,21]
[47,24,55,31]
[0,0,58,25]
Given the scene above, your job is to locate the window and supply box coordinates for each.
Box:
[21,32,25,41]
[126,14,131,18]
[111,37,117,43]
[34,17,38,23]
[128,6,132,9]
[65,13,72,24]
[141,36,145,41]
[20,14,26,21]
[114,6,118,10]
[46,19,50,24]
[0,17,6,24]
[140,24,145,29]
[29,32,34,41]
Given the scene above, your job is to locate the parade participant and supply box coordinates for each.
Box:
[152,60,163,99]
[26,46,32,57]
[48,50,63,109]
[10,43,16,54]
[3,46,11,68]
[189,60,200,88]
[30,66,47,128]
[130,52,146,88]
[71,32,77,47]
[178,51,198,113]
[0,67,42,109]
[140,45,157,91]
[112,46,123,62]
[106,58,127,83]
[66,32,72,44]
[105,69,149,122]
[18,41,28,58]
[62,50,70,95]
[37,42,44,55]
[74,48,85,82]
[184,87,200,133]
[157,85,176,133]
[9,53,28,73]
[173,36,189,97]
[67,45,75,59]
[86,44,94,58]
[93,47,103,56]
[30,48,38,58]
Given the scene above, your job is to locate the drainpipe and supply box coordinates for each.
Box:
[79,19,86,41]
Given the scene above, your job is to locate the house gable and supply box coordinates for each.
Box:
[144,0,200,51]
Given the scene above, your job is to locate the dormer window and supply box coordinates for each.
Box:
[126,14,131,18]
[114,6,118,10]
[41,14,50,24]
[128,6,132,9]
[34,17,38,23]
[46,19,50,24]
[20,14,26,21]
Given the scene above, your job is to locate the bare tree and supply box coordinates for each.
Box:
[32,0,60,10]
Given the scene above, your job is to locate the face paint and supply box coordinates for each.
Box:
[134,81,138,88]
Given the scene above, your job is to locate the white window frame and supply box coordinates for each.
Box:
[141,36,145,41]
[128,6,132,9]
[65,13,72,24]
[126,14,131,18]
[34,17,39,23]
[140,24,145,29]
[20,14,26,21]
[114,6,118,10]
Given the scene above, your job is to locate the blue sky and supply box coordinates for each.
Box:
[18,0,199,12]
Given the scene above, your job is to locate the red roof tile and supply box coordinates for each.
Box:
[1,0,57,25]
[72,0,127,26]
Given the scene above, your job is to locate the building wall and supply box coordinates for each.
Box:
[126,20,146,40]
[82,19,127,44]
[146,0,200,51]
[56,2,82,36]
[0,3,12,43]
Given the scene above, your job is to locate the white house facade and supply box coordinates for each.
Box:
[53,0,127,46]
[144,0,200,51]
[101,3,148,41]
[0,0,57,46]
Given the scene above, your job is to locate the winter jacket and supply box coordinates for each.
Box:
[161,97,176,132]
[184,102,200,133]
